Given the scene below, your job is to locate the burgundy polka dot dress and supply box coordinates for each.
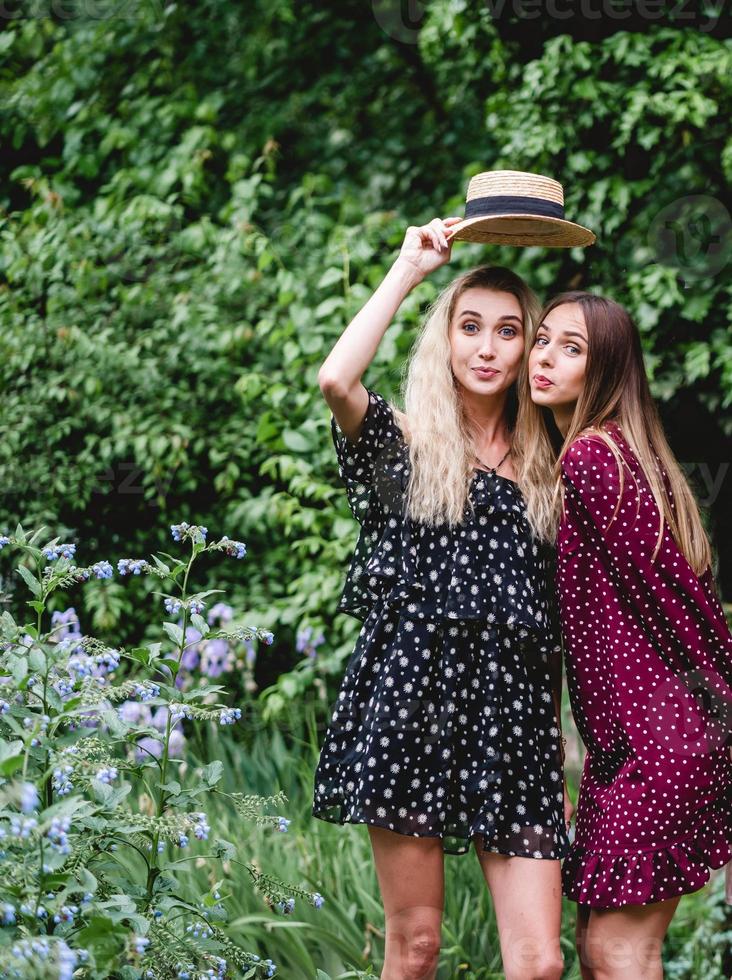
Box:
[312,389,569,859]
[556,420,732,909]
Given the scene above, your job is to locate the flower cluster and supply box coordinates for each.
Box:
[47,816,71,855]
[4,937,87,980]
[0,524,299,979]
[217,535,247,559]
[117,558,149,576]
[164,597,205,617]
[42,542,76,561]
[170,521,207,543]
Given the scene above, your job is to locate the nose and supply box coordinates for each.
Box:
[537,341,553,366]
[478,336,496,359]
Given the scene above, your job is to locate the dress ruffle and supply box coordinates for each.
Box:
[562,791,732,908]
[345,468,557,636]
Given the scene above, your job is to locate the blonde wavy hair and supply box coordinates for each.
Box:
[383,265,540,528]
[516,291,713,576]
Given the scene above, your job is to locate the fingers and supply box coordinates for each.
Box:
[428,216,458,250]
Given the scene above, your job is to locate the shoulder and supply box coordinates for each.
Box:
[561,430,620,481]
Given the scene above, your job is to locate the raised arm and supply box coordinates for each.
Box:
[317,216,462,442]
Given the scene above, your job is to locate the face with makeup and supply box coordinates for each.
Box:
[449,287,525,398]
[528,302,588,429]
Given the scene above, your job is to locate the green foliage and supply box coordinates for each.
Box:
[0,522,319,978]
[0,4,730,680]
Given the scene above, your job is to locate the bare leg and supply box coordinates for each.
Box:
[368,825,445,980]
[583,895,681,980]
[576,902,595,980]
[473,834,564,980]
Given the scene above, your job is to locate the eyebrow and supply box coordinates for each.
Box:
[458,309,523,324]
[537,322,587,341]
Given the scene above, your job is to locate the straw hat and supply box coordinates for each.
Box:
[448,170,596,247]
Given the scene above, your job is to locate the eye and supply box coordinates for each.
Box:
[462,321,478,333]
[566,345,581,355]
[534,335,548,346]
[499,326,517,337]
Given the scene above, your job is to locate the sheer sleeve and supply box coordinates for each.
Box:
[330,388,407,621]
[330,388,405,525]
[560,434,732,728]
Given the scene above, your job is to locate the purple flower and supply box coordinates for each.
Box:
[200,638,232,678]
[135,736,163,761]
[118,701,152,726]
[180,644,200,671]
[51,608,81,642]
[296,626,325,660]
[207,602,233,625]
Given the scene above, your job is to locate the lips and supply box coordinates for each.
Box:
[473,368,498,378]
[533,374,554,387]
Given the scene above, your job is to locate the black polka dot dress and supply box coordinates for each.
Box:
[312,389,569,859]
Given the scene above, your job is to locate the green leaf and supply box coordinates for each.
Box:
[16,565,42,597]
[163,622,184,647]
[190,613,210,636]
[282,429,312,453]
[202,761,224,787]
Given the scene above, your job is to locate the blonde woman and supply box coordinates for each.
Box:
[522,291,732,980]
[312,217,572,980]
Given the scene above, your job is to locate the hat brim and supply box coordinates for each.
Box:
[448,214,596,248]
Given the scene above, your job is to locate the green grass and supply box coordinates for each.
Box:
[173,700,730,979]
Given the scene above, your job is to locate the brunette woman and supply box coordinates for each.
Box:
[523,291,732,980]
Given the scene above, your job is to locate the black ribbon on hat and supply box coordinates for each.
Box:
[465,195,565,220]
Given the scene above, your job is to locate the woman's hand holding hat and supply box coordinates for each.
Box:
[396,216,463,279]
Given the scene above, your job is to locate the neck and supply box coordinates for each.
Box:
[461,388,511,446]
[552,403,576,439]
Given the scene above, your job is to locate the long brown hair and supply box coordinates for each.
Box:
[386,265,540,527]
[516,291,713,575]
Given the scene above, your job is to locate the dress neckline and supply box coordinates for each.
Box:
[472,467,519,489]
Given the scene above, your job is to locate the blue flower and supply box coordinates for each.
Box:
[0,535,10,549]
[118,558,147,575]
[219,535,247,559]
[53,904,78,925]
[47,816,72,855]
[0,700,9,714]
[191,812,210,841]
[133,935,150,955]
[276,817,290,833]
[219,707,241,726]
[2,902,16,925]
[188,598,205,616]
[91,561,113,579]
[312,892,325,909]
[95,766,118,784]
[52,765,74,796]
[19,782,39,814]
[42,543,76,561]
[164,597,182,615]
[171,522,190,541]
[133,682,160,702]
